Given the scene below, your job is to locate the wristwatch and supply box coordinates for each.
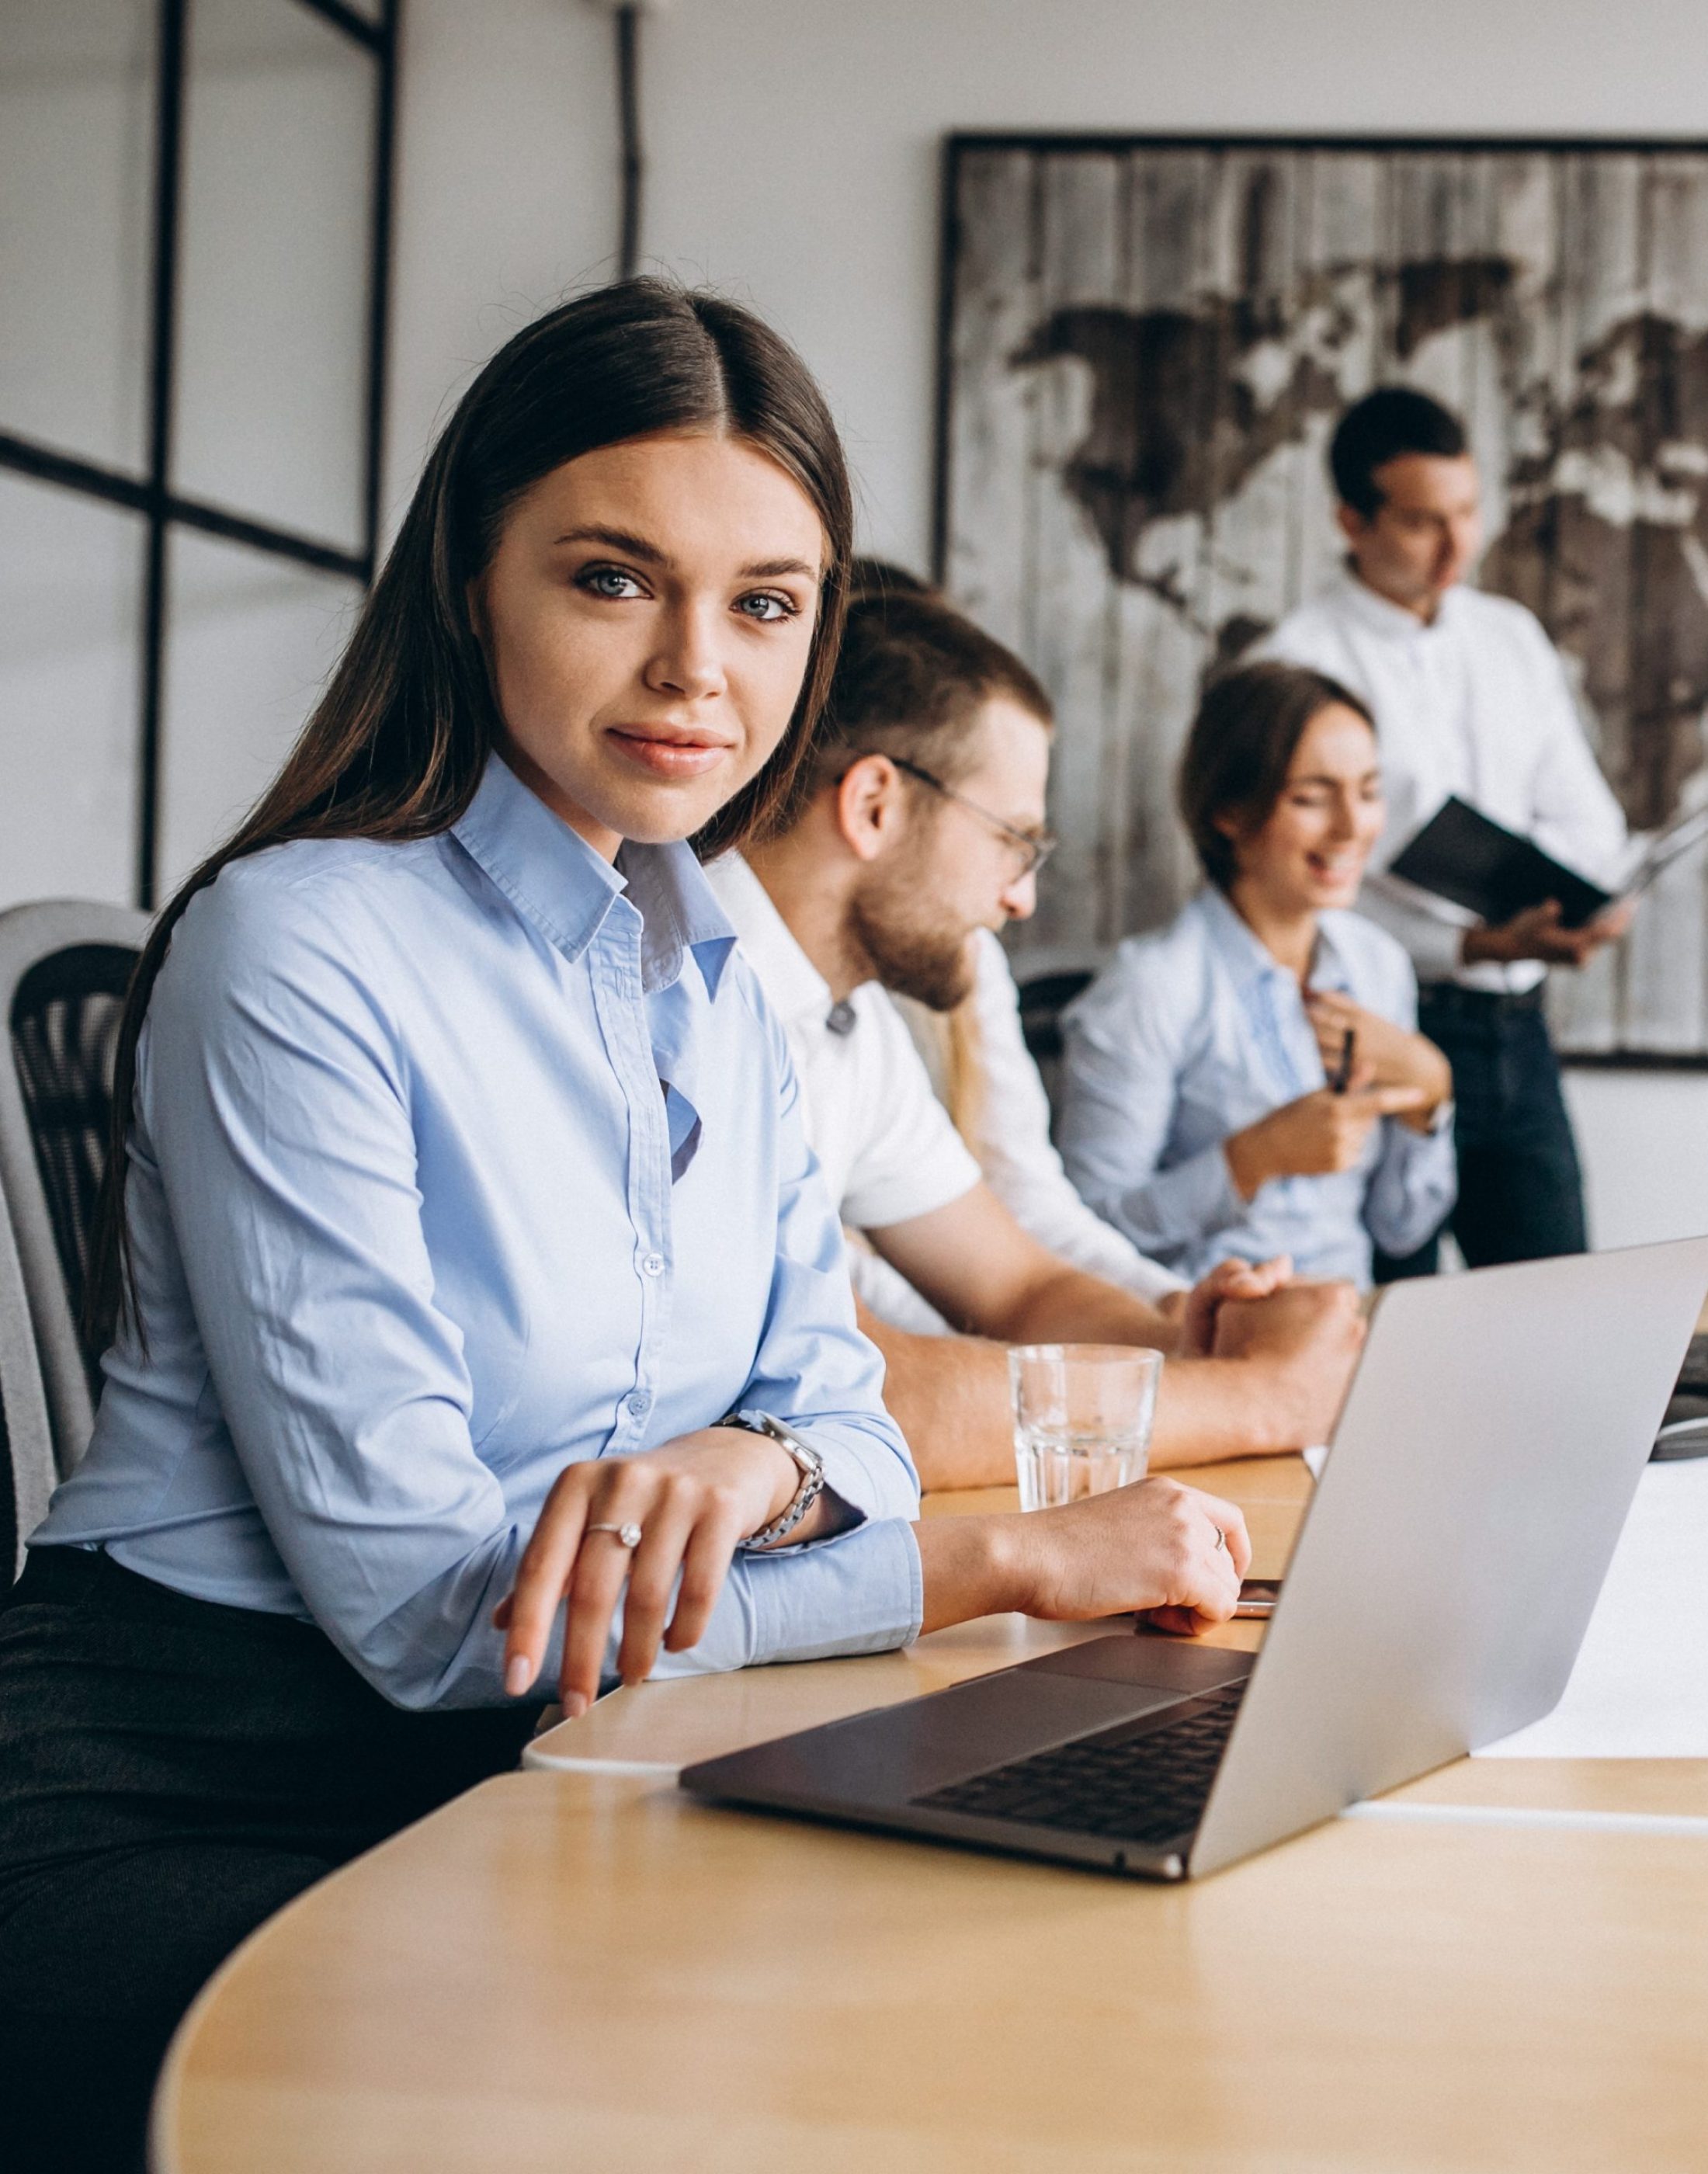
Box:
[718,1408,825,1549]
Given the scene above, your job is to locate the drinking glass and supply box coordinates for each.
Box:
[1008,1343,1161,1510]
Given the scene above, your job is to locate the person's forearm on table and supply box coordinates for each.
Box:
[861,1310,1015,1491]
[862,1306,1275,1490]
[911,1512,1029,1630]
[911,1476,1251,1637]
[975,1258,1182,1353]
[1151,1354,1311,1463]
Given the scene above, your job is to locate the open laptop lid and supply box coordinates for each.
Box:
[1189,1237,1708,1877]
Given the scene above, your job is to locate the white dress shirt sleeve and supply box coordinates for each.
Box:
[840,991,982,1232]
[1522,616,1630,882]
[1358,870,1479,984]
[970,933,1186,1301]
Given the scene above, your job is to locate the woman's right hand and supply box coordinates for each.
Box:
[494,1426,801,1716]
[1224,1076,1425,1199]
[916,1478,1251,1639]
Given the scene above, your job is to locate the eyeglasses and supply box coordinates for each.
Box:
[887,755,1057,880]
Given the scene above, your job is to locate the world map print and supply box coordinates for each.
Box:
[939,141,1708,1056]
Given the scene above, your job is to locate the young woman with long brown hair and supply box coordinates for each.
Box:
[0,281,1249,2172]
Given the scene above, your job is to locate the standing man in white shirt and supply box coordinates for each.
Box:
[1262,387,1631,1271]
[707,584,1364,1488]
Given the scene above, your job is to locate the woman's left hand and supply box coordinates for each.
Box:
[494,1428,800,1716]
[1304,989,1451,1125]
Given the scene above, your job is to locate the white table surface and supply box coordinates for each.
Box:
[1479,1458,1708,1757]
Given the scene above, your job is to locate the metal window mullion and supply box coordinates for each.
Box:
[289,0,386,54]
[137,0,188,914]
[616,5,643,279]
[0,433,153,518]
[361,0,399,566]
[0,432,371,582]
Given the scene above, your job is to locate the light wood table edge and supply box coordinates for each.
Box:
[154,1438,1708,2171]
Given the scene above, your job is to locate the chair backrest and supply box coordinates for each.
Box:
[0,901,151,1477]
[0,1175,55,1581]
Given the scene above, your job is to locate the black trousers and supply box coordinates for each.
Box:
[0,1548,542,2174]
[1376,983,1588,1282]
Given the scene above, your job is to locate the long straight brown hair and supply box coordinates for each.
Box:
[86,278,852,1352]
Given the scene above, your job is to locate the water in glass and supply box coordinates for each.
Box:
[1008,1343,1161,1512]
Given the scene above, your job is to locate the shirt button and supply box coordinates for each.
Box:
[626,1391,651,1418]
[641,1252,665,1277]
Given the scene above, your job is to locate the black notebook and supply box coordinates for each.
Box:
[1387,797,1613,929]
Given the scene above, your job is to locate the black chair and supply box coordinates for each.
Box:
[0,901,150,1477]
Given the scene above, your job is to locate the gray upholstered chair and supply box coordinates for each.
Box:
[0,1175,54,1580]
[0,901,151,1478]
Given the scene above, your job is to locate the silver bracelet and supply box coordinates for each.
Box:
[718,1410,825,1549]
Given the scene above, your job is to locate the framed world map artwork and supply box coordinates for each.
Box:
[936,133,1708,1060]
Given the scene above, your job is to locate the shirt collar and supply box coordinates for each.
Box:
[1196,885,1286,996]
[1331,565,1464,643]
[450,754,737,997]
[1194,885,1353,998]
[704,852,837,1033]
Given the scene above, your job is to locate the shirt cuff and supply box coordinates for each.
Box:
[798,1418,922,1526]
[745,1516,925,1665]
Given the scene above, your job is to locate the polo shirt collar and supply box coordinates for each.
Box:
[451,753,738,997]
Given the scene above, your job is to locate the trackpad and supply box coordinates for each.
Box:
[1028,1634,1255,1694]
[727,1670,1186,1807]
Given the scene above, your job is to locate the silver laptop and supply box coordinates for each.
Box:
[682,1237,1708,1880]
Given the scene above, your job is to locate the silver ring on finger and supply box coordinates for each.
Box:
[1210,1525,1227,1553]
[586,1521,644,1551]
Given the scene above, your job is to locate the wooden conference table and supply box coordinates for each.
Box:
[155,1454,1708,2173]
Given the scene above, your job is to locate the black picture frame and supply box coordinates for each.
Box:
[934,130,1708,1069]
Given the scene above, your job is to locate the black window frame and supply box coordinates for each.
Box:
[0,0,401,911]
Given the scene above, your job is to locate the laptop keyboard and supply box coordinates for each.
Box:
[912,1687,1245,1848]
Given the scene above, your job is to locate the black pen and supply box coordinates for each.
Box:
[1330,1026,1356,1094]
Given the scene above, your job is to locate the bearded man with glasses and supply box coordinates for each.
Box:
[705,571,1363,1488]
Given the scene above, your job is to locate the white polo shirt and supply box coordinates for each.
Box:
[703,854,982,1231]
[1261,573,1628,994]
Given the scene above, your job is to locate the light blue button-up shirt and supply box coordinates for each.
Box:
[36,755,924,1707]
[1058,888,1456,1286]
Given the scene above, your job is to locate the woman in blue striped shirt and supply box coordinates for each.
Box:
[1,283,1250,2172]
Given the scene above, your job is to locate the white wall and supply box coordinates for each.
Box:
[385,0,618,520]
[387,0,1708,560]
[386,0,1708,1244]
[1567,1069,1708,1251]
